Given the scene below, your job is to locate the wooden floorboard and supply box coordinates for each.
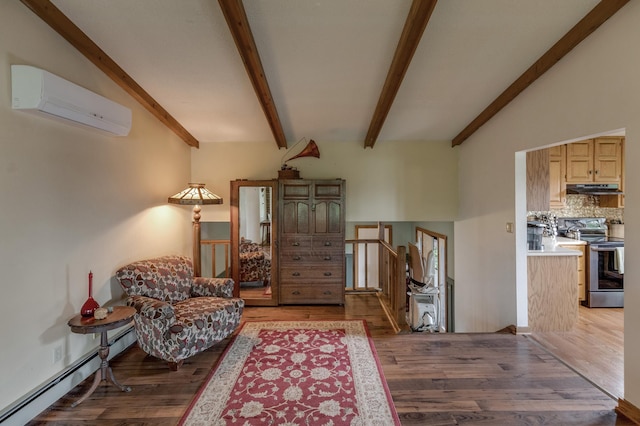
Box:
[27,294,631,425]
[530,305,624,400]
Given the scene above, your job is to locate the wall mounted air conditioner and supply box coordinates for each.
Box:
[11,65,132,136]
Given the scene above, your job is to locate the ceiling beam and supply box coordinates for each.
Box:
[364,0,438,149]
[218,0,287,149]
[20,0,200,148]
[452,0,630,147]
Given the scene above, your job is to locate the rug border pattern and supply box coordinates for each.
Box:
[179,320,400,425]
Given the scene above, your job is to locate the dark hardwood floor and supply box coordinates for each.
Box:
[28,294,632,425]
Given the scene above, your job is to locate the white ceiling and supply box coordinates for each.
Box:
[50,0,601,147]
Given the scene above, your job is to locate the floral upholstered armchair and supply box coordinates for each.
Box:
[115,255,244,370]
[239,238,271,286]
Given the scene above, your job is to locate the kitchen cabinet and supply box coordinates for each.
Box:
[278,179,345,305]
[526,149,549,211]
[566,137,622,184]
[565,140,592,183]
[557,243,586,301]
[548,145,566,208]
[600,137,625,208]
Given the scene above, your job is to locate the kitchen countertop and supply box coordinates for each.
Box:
[552,236,587,246]
[528,236,585,256]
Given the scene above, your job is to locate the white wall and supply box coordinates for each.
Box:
[0,2,192,414]
[454,0,639,408]
[192,139,459,223]
[192,140,458,283]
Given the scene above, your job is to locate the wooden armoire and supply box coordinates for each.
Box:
[278,179,346,304]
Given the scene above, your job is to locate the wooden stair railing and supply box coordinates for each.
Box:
[200,239,230,278]
[376,241,408,333]
[203,230,411,333]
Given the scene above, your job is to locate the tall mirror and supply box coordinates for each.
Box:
[230,180,278,306]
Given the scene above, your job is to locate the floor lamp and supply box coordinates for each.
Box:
[168,183,223,277]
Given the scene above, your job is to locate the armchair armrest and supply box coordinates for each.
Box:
[192,277,234,298]
[127,295,176,321]
[240,240,261,253]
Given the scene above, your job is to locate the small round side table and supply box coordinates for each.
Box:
[67,305,136,407]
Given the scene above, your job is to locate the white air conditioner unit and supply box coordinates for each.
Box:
[11,65,132,136]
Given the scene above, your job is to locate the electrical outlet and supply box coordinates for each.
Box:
[53,345,63,364]
[506,222,514,233]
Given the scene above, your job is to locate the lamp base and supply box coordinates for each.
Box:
[278,169,300,179]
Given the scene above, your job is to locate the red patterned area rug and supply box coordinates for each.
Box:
[179,320,400,425]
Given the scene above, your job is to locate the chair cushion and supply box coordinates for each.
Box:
[116,255,193,303]
[174,297,243,332]
[129,296,244,363]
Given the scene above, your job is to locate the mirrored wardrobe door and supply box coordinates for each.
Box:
[230,179,278,306]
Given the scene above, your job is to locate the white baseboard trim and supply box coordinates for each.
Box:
[0,326,136,426]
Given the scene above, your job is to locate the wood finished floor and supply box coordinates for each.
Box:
[29,294,631,425]
[531,305,624,401]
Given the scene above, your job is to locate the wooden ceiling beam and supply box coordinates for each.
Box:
[452,0,630,147]
[20,0,200,148]
[218,0,287,149]
[364,0,438,149]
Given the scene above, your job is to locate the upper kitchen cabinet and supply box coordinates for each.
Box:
[565,139,592,182]
[526,149,550,211]
[600,137,625,208]
[549,145,566,208]
[566,137,623,184]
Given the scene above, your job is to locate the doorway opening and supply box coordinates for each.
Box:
[518,129,625,399]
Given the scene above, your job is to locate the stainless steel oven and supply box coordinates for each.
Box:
[557,217,624,308]
[586,238,624,308]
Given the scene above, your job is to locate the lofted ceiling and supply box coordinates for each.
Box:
[22,0,628,149]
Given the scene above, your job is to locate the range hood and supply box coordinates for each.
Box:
[566,183,623,195]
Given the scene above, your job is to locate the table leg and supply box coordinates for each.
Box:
[106,365,131,392]
[70,330,131,407]
[70,365,101,408]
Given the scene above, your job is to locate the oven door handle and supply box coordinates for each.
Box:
[590,247,620,252]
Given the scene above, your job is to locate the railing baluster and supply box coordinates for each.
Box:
[364,242,368,290]
[200,239,231,278]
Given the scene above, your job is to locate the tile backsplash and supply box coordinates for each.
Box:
[529,194,624,223]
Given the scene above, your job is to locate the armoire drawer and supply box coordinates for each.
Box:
[311,236,343,249]
[279,266,343,282]
[279,236,312,251]
[281,251,343,263]
[279,284,344,304]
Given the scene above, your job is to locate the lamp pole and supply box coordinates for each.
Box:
[192,204,202,277]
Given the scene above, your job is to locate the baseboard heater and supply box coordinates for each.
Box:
[0,326,136,425]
